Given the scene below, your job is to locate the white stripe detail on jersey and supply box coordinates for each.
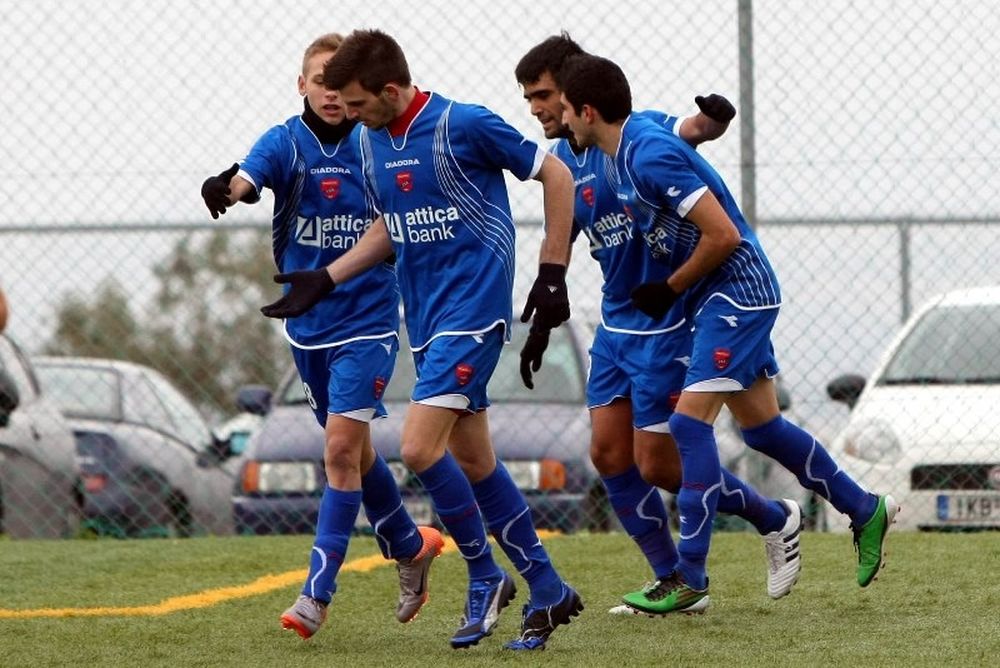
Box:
[599,315,688,336]
[677,185,708,217]
[693,291,782,316]
[385,92,435,151]
[526,145,546,180]
[432,104,516,291]
[585,393,630,410]
[296,116,346,158]
[408,319,507,353]
[414,393,471,410]
[282,326,398,351]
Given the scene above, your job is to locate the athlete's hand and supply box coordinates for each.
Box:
[695,94,736,124]
[201,163,240,219]
[520,263,570,330]
[630,281,679,320]
[260,268,336,319]
[519,325,551,390]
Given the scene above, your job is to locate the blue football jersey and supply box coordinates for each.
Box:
[239,117,399,348]
[359,93,545,350]
[615,113,781,312]
[555,110,688,333]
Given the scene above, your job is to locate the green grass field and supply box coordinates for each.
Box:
[1,531,998,667]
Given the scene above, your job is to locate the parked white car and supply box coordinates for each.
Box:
[826,286,1000,531]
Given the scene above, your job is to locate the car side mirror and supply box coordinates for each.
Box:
[236,385,273,416]
[0,368,20,428]
[198,431,234,467]
[827,374,866,410]
[776,384,792,412]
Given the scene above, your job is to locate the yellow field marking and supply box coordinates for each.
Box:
[0,530,560,619]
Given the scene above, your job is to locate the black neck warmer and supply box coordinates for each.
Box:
[302,98,357,145]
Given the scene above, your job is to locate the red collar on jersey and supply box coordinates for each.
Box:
[388,88,429,137]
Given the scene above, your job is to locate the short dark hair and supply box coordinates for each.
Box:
[323,29,411,93]
[514,32,585,85]
[558,54,632,123]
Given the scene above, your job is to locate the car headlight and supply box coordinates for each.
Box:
[241,460,318,493]
[505,460,566,491]
[843,421,902,463]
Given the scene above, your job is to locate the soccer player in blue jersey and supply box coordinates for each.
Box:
[260,29,582,651]
[558,54,899,614]
[199,33,445,640]
[515,35,804,612]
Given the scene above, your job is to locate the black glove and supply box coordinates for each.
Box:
[519,325,551,390]
[260,269,336,319]
[201,163,240,219]
[519,263,570,330]
[695,94,736,124]
[630,281,679,320]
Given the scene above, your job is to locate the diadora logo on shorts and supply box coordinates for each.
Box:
[295,215,373,249]
[373,376,386,400]
[385,206,460,243]
[395,171,414,192]
[713,348,732,370]
[666,186,681,197]
[581,185,595,207]
[455,363,474,386]
[319,178,340,200]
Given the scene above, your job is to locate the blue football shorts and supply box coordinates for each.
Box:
[291,334,399,427]
[684,296,780,392]
[410,324,504,412]
[587,323,691,432]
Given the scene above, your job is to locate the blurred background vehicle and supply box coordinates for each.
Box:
[34,356,240,537]
[826,286,1000,531]
[232,321,606,535]
[0,334,81,539]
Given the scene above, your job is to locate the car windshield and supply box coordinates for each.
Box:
[879,303,1000,385]
[34,364,121,420]
[280,325,585,405]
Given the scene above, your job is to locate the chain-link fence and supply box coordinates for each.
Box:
[1,1,998,538]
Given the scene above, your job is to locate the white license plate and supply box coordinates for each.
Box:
[403,498,434,526]
[937,494,1000,522]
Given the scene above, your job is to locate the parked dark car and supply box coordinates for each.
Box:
[34,357,240,537]
[0,335,81,538]
[233,321,606,535]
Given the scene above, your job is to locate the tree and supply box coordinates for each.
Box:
[46,229,288,418]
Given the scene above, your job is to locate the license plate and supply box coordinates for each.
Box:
[403,498,434,526]
[937,494,1000,521]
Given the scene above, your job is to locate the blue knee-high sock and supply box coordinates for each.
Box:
[602,466,677,580]
[473,461,563,607]
[669,413,721,591]
[716,468,788,535]
[742,416,877,525]
[416,452,501,582]
[361,454,423,560]
[302,486,361,604]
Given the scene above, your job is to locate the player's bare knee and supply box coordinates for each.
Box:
[324,434,361,474]
[590,439,634,476]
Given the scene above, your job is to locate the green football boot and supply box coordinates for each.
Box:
[852,494,900,587]
[621,572,710,616]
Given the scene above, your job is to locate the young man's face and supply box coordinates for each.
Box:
[298,50,345,125]
[522,71,569,139]
[560,93,593,147]
[339,80,397,130]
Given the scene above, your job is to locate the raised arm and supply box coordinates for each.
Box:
[677,94,736,147]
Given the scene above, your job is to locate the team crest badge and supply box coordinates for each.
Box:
[713,348,732,370]
[373,376,386,400]
[320,178,340,199]
[396,171,413,192]
[581,185,595,207]
[455,363,474,386]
